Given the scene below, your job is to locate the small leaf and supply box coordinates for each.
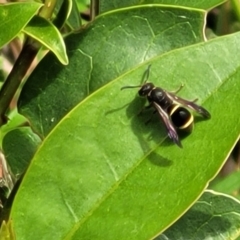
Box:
[66,0,82,30]
[0,110,27,142]
[18,5,206,137]
[2,127,42,176]
[0,2,42,48]
[157,190,240,239]
[23,16,68,65]
[53,0,73,29]
[11,31,240,239]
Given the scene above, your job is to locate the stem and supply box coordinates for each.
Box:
[216,2,230,35]
[39,0,57,19]
[231,0,240,21]
[0,40,38,126]
[90,0,99,21]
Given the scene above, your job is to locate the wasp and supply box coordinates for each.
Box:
[121,65,211,147]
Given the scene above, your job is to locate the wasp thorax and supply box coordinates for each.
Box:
[150,88,172,109]
[138,83,154,97]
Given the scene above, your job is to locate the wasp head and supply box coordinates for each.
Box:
[138,83,154,97]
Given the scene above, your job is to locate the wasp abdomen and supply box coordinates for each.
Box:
[168,104,193,132]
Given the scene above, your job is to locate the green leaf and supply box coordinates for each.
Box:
[99,0,227,13]
[52,0,72,29]
[0,2,42,48]
[23,16,68,65]
[11,31,240,239]
[18,5,206,137]
[210,170,240,200]
[0,109,27,144]
[53,0,81,31]
[157,190,240,239]
[2,127,42,176]
[66,0,82,30]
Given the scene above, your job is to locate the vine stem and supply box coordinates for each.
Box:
[0,40,38,126]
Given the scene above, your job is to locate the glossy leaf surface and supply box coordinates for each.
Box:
[18,5,206,137]
[11,31,240,239]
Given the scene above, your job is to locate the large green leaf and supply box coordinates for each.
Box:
[0,2,42,48]
[18,5,206,137]
[157,190,240,239]
[10,31,240,239]
[99,0,226,13]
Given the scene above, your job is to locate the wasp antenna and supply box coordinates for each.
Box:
[146,64,152,80]
[142,64,152,84]
[121,85,141,90]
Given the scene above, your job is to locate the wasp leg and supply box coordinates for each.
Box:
[145,110,157,125]
[169,84,184,94]
[137,104,152,115]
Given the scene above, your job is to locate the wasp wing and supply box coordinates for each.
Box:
[152,102,182,148]
[167,92,211,119]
